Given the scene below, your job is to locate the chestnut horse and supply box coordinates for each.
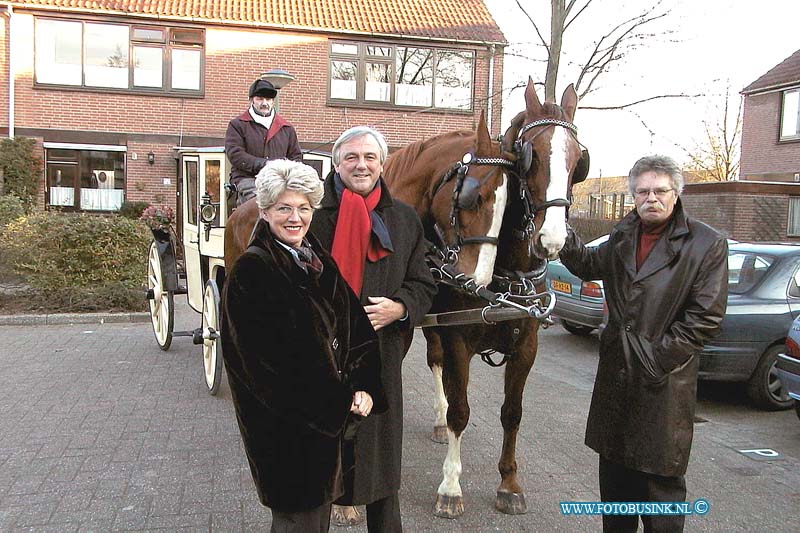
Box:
[397,78,589,518]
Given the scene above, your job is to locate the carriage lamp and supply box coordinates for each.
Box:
[200,192,216,241]
[147,152,155,165]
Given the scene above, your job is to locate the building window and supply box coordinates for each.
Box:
[44,144,126,212]
[35,18,203,94]
[781,89,800,140]
[329,41,473,110]
[788,197,800,236]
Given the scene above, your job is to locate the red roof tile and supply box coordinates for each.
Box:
[10,0,507,44]
[742,48,800,94]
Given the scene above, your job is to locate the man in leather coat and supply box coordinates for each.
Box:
[559,155,728,532]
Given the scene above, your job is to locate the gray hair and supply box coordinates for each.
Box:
[627,155,684,196]
[332,126,388,165]
[255,159,323,210]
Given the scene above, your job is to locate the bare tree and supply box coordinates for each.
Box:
[512,0,691,107]
[682,89,742,181]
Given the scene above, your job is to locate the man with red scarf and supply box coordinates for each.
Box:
[310,126,436,531]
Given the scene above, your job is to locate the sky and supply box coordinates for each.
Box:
[484,0,800,177]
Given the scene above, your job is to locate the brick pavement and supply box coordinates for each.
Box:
[0,304,798,531]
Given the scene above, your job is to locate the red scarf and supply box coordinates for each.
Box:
[331,184,390,294]
[636,220,669,270]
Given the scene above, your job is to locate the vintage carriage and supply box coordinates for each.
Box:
[145,147,332,395]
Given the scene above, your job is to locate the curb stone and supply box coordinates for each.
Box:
[0,312,150,326]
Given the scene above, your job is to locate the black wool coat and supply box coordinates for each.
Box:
[224,110,302,186]
[220,218,387,513]
[559,199,728,477]
[310,174,437,504]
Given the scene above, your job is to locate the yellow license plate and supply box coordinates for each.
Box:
[551,280,572,294]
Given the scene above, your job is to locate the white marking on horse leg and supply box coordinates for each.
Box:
[437,429,463,497]
[472,174,508,286]
[432,365,448,428]
[539,127,570,258]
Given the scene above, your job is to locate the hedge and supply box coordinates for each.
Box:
[0,212,151,311]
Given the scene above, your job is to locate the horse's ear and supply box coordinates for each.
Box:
[525,77,542,114]
[561,84,578,121]
[501,111,524,154]
[476,110,492,154]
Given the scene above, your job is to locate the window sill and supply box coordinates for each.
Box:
[326,99,473,115]
[34,83,205,99]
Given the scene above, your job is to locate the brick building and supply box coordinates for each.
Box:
[0,0,506,212]
[680,47,800,242]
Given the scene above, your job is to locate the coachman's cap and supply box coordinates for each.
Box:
[249,79,278,99]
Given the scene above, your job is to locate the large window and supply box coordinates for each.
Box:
[45,144,126,212]
[35,18,203,94]
[329,41,474,110]
[781,89,800,140]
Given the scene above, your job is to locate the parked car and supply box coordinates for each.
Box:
[776,316,800,420]
[547,234,609,335]
[549,238,800,410]
[698,242,800,410]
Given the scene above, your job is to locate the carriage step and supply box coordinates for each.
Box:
[173,329,200,340]
[174,286,188,295]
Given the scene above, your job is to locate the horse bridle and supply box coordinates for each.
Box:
[509,118,579,243]
[429,152,515,257]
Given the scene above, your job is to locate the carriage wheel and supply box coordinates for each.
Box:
[202,279,224,395]
[147,241,174,351]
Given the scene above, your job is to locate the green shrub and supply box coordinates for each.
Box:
[570,217,618,242]
[119,200,150,220]
[0,212,150,302]
[0,194,27,228]
[0,137,42,210]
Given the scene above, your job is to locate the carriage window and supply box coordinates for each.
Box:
[781,89,800,140]
[185,160,198,226]
[204,159,221,226]
[35,17,204,95]
[329,41,474,111]
[45,147,126,212]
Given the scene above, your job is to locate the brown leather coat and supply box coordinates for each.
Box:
[559,200,728,477]
[224,109,302,186]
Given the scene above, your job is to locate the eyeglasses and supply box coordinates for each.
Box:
[271,205,313,216]
[634,187,674,199]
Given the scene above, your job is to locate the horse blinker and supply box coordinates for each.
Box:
[572,148,590,185]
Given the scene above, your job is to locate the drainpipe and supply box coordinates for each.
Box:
[2,3,13,138]
[487,44,495,135]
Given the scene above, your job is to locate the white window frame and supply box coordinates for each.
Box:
[781,88,800,141]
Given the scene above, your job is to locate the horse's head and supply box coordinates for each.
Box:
[431,113,512,285]
[502,78,590,260]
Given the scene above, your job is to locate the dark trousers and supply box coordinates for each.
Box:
[365,491,402,532]
[599,456,687,533]
[271,503,332,533]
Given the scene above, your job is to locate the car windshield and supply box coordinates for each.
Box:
[728,251,775,294]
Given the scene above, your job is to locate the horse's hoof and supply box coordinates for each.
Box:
[430,425,448,444]
[495,490,527,515]
[331,505,365,527]
[433,494,464,519]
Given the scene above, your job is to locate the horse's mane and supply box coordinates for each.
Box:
[386,129,473,177]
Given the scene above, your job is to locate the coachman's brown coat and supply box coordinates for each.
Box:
[224,110,302,186]
[559,199,728,477]
[310,174,437,504]
[220,219,387,513]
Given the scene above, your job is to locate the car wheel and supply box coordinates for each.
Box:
[746,345,793,411]
[561,320,595,336]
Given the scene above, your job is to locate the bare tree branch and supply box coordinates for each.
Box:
[580,93,701,110]
[514,0,549,52]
